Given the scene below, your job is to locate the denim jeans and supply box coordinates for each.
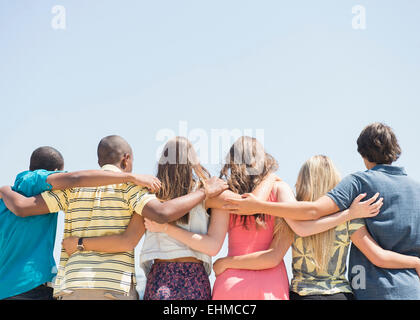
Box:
[4,284,54,300]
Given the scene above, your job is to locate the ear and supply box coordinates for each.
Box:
[120,153,130,169]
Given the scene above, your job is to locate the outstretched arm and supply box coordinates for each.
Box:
[144,208,230,256]
[271,182,383,237]
[62,214,145,255]
[351,227,420,277]
[47,171,161,192]
[140,177,228,224]
[205,172,279,210]
[213,224,294,276]
[225,192,339,220]
[0,171,161,217]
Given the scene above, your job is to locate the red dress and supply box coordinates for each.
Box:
[212,194,290,300]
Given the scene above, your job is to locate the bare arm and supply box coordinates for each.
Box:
[144,208,230,256]
[47,171,161,192]
[0,171,161,217]
[351,227,420,274]
[224,192,340,220]
[213,230,293,276]
[140,177,228,224]
[61,179,227,254]
[62,214,145,255]
[204,172,278,210]
[142,174,278,255]
[272,182,384,237]
[0,186,50,217]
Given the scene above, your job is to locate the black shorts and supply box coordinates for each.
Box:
[289,291,354,300]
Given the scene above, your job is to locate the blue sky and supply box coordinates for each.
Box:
[1,0,420,295]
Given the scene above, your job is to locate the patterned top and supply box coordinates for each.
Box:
[290,219,365,296]
[41,165,156,297]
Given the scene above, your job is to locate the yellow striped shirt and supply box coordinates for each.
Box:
[41,165,156,296]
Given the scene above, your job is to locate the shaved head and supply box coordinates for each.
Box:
[97,135,133,167]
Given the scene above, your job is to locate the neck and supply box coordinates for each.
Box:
[366,162,378,170]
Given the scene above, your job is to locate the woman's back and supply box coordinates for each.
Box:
[212,193,289,300]
[228,210,276,257]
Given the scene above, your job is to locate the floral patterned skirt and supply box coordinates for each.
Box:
[143,262,211,300]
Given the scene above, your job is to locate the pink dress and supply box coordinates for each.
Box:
[212,194,290,300]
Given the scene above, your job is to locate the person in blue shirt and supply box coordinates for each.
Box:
[223,123,420,300]
[0,146,161,300]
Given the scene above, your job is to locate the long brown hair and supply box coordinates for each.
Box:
[156,136,210,224]
[295,155,341,272]
[220,136,278,228]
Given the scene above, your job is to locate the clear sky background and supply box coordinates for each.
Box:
[1,0,419,297]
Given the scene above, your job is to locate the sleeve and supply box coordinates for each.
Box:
[125,184,157,216]
[348,218,366,236]
[41,189,70,213]
[33,170,57,190]
[13,169,65,196]
[326,173,363,211]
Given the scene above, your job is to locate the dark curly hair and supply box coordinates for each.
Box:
[357,123,401,164]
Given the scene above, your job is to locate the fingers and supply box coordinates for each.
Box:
[224,197,241,204]
[362,192,380,205]
[353,193,367,203]
[370,197,383,214]
[222,203,240,210]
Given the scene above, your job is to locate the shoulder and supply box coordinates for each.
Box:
[273,180,294,193]
[14,170,59,195]
[273,180,295,201]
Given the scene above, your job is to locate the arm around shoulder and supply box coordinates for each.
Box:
[0,186,51,217]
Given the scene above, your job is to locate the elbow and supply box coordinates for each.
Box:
[309,206,322,220]
[293,228,310,238]
[124,238,139,251]
[264,255,282,269]
[369,254,387,269]
[147,206,172,224]
[207,245,222,257]
[11,201,28,217]
[154,212,171,224]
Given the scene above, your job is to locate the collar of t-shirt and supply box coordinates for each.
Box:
[101,164,122,173]
[370,164,407,176]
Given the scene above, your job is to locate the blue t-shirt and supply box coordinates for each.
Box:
[0,170,60,299]
[327,165,420,300]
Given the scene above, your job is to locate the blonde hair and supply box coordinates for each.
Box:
[295,155,341,273]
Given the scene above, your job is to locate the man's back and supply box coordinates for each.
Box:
[345,166,420,299]
[41,165,156,297]
[0,170,58,299]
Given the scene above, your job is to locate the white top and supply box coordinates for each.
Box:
[139,197,212,276]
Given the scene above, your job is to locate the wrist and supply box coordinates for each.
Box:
[198,188,207,200]
[345,208,355,221]
[77,237,85,251]
[413,257,420,269]
[162,223,169,233]
[128,173,136,184]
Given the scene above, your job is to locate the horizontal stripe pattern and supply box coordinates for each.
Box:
[41,174,156,296]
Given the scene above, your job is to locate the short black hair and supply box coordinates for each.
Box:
[29,146,64,171]
[357,123,401,164]
[97,135,132,166]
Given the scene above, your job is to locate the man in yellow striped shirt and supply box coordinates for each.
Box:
[0,135,228,300]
